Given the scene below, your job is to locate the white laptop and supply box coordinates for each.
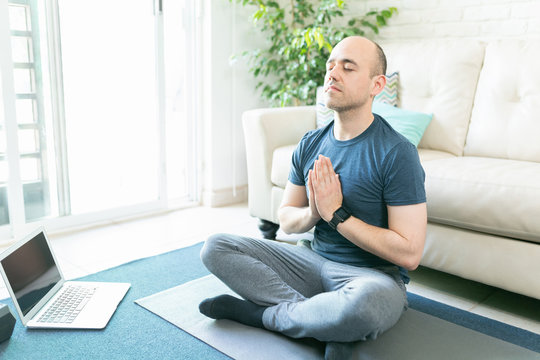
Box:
[0,227,130,329]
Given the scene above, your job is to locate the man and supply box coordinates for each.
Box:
[199,36,427,359]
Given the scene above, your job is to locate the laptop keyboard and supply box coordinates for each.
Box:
[38,284,97,324]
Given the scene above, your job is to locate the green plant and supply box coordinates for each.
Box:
[231,0,397,107]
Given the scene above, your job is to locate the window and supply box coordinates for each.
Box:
[1,0,56,230]
[0,0,199,241]
[59,0,160,214]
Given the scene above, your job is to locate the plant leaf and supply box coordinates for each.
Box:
[304,28,312,47]
[231,0,399,107]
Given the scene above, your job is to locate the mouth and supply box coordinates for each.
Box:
[325,84,342,93]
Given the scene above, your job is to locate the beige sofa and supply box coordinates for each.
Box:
[242,39,540,300]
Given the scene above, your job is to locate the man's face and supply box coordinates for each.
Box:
[323,38,379,113]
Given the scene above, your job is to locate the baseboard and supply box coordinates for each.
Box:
[202,185,248,207]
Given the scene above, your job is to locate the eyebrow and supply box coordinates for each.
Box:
[326,58,358,66]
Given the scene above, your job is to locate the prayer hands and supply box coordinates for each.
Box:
[308,155,343,222]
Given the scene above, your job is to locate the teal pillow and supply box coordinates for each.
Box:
[372,102,432,146]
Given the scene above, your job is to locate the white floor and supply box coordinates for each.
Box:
[1,203,539,335]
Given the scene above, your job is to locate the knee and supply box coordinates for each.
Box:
[200,233,235,270]
[355,288,404,339]
[349,291,383,327]
[345,282,404,340]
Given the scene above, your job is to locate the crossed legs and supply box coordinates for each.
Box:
[199,233,407,352]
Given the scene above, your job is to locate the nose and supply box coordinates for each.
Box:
[326,73,334,82]
[326,66,339,83]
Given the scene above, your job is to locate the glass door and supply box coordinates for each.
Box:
[58,0,160,214]
[0,0,200,242]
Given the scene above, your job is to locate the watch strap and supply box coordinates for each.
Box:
[328,206,351,230]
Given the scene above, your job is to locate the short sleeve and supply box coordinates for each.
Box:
[383,141,426,205]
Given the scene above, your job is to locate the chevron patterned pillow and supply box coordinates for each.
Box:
[316,72,400,128]
[374,71,399,106]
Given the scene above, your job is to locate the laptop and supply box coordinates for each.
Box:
[0,226,130,329]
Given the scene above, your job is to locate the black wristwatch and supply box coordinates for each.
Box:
[328,206,351,230]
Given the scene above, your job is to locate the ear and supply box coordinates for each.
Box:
[371,74,387,97]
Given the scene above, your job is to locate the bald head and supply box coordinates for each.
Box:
[332,36,387,77]
[324,36,388,114]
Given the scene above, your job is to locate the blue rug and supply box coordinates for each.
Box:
[1,242,538,359]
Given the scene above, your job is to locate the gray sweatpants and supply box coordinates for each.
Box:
[200,233,408,343]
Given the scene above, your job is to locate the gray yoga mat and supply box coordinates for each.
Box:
[135,275,540,360]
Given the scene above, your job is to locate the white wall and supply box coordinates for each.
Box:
[200,0,266,207]
[201,0,540,207]
[355,0,540,41]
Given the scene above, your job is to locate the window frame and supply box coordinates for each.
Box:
[0,0,201,244]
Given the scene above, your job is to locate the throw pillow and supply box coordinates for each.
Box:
[316,72,400,128]
[372,102,432,147]
[374,71,399,106]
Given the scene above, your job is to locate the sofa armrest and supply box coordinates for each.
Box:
[243,106,317,223]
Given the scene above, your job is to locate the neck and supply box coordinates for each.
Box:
[333,102,374,141]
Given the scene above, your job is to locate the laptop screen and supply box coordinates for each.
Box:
[0,231,61,316]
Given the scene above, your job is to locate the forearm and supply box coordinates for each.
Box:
[336,217,423,271]
[278,206,320,234]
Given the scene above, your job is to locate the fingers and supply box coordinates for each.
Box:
[310,155,343,222]
[322,155,334,175]
[314,155,336,186]
[308,169,321,219]
[308,169,315,198]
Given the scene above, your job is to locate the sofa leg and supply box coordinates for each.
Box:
[258,219,279,240]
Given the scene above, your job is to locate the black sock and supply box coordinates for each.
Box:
[325,341,354,360]
[199,294,266,329]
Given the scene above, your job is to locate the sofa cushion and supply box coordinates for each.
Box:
[381,40,485,156]
[418,148,455,162]
[422,157,540,243]
[271,145,296,188]
[464,40,540,162]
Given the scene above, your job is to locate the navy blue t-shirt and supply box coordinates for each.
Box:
[289,114,426,283]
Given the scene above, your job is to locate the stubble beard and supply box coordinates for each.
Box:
[325,94,369,114]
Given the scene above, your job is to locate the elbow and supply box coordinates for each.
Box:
[404,260,420,272]
[281,227,293,235]
[278,220,294,235]
[277,209,291,234]
[402,233,425,271]
[402,252,423,271]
